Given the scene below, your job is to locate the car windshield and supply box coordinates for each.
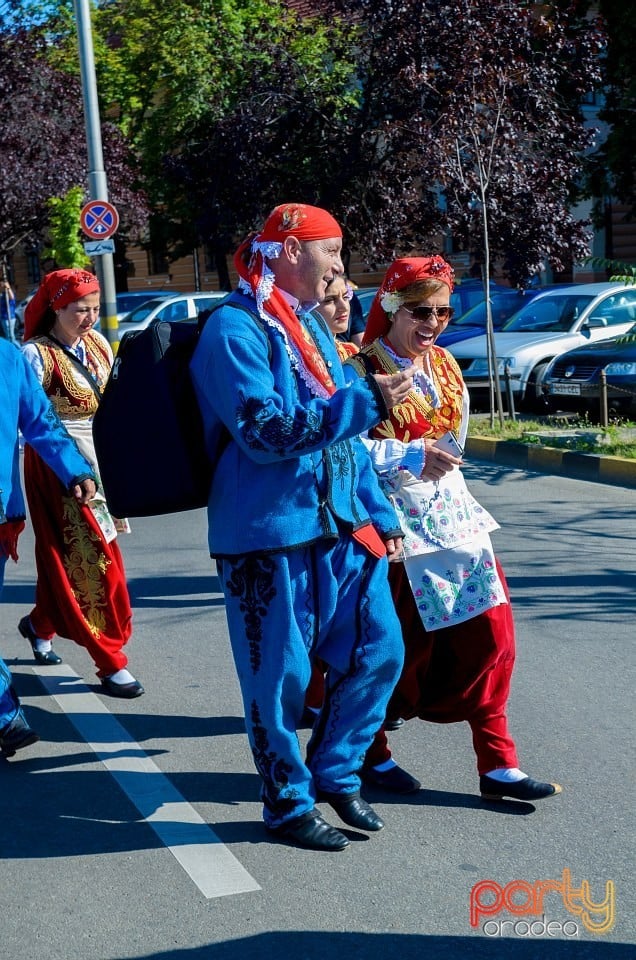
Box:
[116,293,152,314]
[119,298,167,323]
[502,294,595,333]
[452,293,527,329]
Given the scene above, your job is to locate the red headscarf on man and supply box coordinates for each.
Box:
[363,256,455,346]
[24,269,100,341]
[233,203,342,398]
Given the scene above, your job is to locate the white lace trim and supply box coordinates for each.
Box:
[252,240,282,260]
[238,238,331,399]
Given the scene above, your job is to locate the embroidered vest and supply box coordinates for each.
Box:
[335,340,359,363]
[347,340,464,443]
[32,331,112,420]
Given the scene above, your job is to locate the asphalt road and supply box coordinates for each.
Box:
[0,460,634,960]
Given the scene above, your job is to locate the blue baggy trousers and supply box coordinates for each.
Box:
[218,535,404,828]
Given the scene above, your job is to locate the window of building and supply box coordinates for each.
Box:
[26,246,42,285]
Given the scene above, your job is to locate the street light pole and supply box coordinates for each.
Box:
[73,0,119,346]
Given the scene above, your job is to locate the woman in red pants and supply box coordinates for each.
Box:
[20,269,143,699]
[346,256,561,803]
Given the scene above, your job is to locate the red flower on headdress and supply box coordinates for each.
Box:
[278,205,308,233]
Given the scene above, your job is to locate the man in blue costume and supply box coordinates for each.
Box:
[191,203,415,851]
[0,339,96,758]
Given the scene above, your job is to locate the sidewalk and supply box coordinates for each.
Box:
[466,435,636,488]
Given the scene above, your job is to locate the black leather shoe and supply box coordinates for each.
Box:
[320,793,384,831]
[384,718,404,731]
[101,676,145,699]
[480,774,562,802]
[361,763,421,794]
[18,616,62,665]
[267,811,350,851]
[0,713,39,758]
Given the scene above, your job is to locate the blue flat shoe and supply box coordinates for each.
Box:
[101,676,145,699]
[18,616,62,665]
[361,763,421,794]
[480,774,562,802]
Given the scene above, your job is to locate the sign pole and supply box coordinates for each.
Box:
[73,0,119,346]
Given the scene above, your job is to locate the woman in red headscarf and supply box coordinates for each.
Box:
[19,269,143,698]
[347,256,561,802]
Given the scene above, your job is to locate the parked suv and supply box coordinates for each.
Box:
[448,283,636,410]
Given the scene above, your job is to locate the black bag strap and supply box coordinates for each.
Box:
[46,334,103,401]
[346,350,375,376]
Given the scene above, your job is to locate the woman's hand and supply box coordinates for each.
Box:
[372,366,416,409]
[71,478,97,504]
[420,439,462,481]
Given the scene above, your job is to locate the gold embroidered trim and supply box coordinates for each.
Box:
[61,496,111,638]
[33,332,111,420]
[352,341,464,441]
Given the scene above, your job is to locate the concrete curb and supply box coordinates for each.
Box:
[465,436,636,489]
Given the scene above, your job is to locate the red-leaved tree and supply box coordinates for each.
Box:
[0,27,147,264]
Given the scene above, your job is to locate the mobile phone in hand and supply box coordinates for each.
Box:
[435,431,464,458]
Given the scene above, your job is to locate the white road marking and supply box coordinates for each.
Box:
[34,666,261,899]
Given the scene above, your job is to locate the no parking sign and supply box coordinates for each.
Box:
[80,200,119,240]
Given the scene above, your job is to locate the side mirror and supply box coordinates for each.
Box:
[584,316,608,329]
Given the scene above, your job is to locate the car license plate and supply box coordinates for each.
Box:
[552,382,581,396]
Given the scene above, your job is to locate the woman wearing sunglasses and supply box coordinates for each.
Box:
[346,256,560,803]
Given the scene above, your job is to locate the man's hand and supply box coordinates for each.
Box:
[385,536,404,561]
[420,439,462,481]
[0,519,26,563]
[71,478,97,504]
[373,367,415,409]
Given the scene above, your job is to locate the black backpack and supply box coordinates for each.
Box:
[93,317,225,517]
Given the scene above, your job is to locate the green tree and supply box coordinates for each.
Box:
[9,0,610,294]
[0,9,147,264]
[146,0,605,288]
[584,0,636,227]
[44,186,91,268]
[12,0,358,280]
[89,0,359,277]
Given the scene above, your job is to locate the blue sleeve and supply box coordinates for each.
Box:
[192,304,389,465]
[351,436,402,538]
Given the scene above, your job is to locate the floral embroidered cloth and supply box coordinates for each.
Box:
[381,466,506,629]
[381,467,499,557]
[404,535,507,629]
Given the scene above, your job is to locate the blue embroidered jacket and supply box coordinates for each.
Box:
[190,291,401,556]
[0,339,95,524]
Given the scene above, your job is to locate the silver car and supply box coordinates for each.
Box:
[117,291,229,334]
[448,282,636,410]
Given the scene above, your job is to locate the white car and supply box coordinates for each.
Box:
[115,289,181,323]
[448,282,636,410]
[117,291,229,335]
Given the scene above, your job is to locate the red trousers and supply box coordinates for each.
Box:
[24,446,132,678]
[366,559,519,775]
